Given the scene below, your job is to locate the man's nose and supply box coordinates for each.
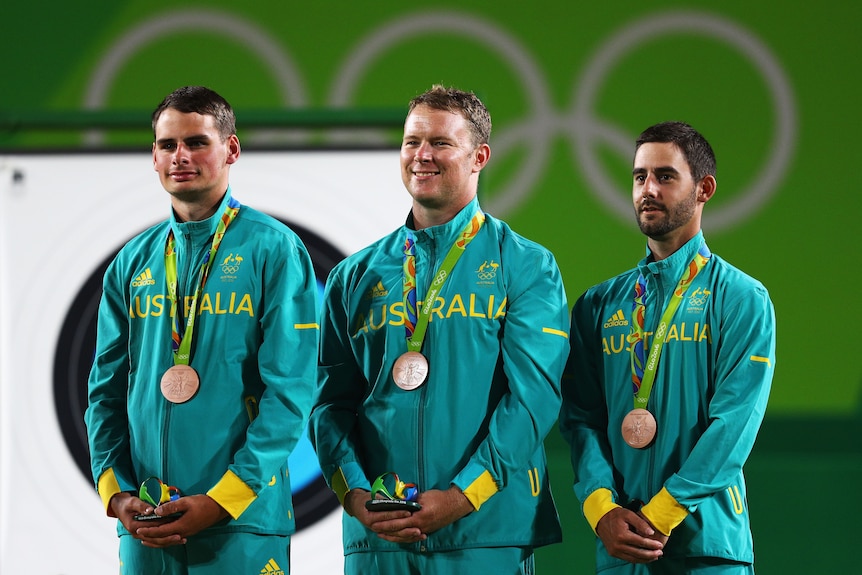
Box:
[172,143,189,164]
[414,142,432,162]
[642,174,660,197]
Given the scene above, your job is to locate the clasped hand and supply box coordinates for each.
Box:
[110,491,229,548]
[595,507,667,564]
[345,486,474,544]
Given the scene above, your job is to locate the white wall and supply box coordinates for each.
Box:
[0,150,408,574]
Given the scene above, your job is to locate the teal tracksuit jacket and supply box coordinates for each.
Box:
[310,197,569,554]
[560,232,776,570]
[85,188,319,536]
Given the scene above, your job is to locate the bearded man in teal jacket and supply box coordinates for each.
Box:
[560,121,776,575]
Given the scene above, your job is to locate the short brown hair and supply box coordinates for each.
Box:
[152,86,236,141]
[408,85,492,148]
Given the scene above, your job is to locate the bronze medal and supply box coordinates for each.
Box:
[621,408,657,449]
[392,351,429,391]
[160,364,200,403]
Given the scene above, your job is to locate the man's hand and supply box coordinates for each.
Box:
[110,491,156,530]
[344,489,421,543]
[638,511,669,548]
[394,486,473,537]
[133,494,230,548]
[595,507,664,563]
[344,486,474,544]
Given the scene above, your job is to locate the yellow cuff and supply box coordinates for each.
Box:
[97,468,122,515]
[331,468,350,507]
[641,487,689,536]
[462,470,498,510]
[207,470,257,520]
[583,488,622,533]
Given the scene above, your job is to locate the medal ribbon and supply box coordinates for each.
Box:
[402,210,485,352]
[165,196,240,366]
[628,243,711,409]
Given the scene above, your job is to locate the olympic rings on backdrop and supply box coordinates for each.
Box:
[84,8,795,230]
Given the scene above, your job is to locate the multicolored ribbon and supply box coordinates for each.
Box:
[628,243,711,408]
[165,196,240,366]
[402,235,418,336]
[402,210,485,353]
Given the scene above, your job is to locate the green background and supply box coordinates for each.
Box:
[3,1,859,572]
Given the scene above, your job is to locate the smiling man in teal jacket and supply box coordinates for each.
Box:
[310,85,569,574]
[560,121,775,574]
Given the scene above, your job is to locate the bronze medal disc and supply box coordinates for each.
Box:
[392,352,429,391]
[621,408,657,449]
[160,365,200,403]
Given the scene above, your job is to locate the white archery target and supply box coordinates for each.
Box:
[0,149,407,574]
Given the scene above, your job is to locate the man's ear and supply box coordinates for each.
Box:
[226,134,241,165]
[473,143,491,173]
[698,174,716,203]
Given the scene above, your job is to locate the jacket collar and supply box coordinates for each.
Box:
[404,196,482,247]
[637,230,706,278]
[169,187,234,241]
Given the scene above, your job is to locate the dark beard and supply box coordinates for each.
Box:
[635,187,697,239]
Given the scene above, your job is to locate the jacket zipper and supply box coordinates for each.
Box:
[417,235,434,497]
[647,270,665,498]
[417,234,437,553]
